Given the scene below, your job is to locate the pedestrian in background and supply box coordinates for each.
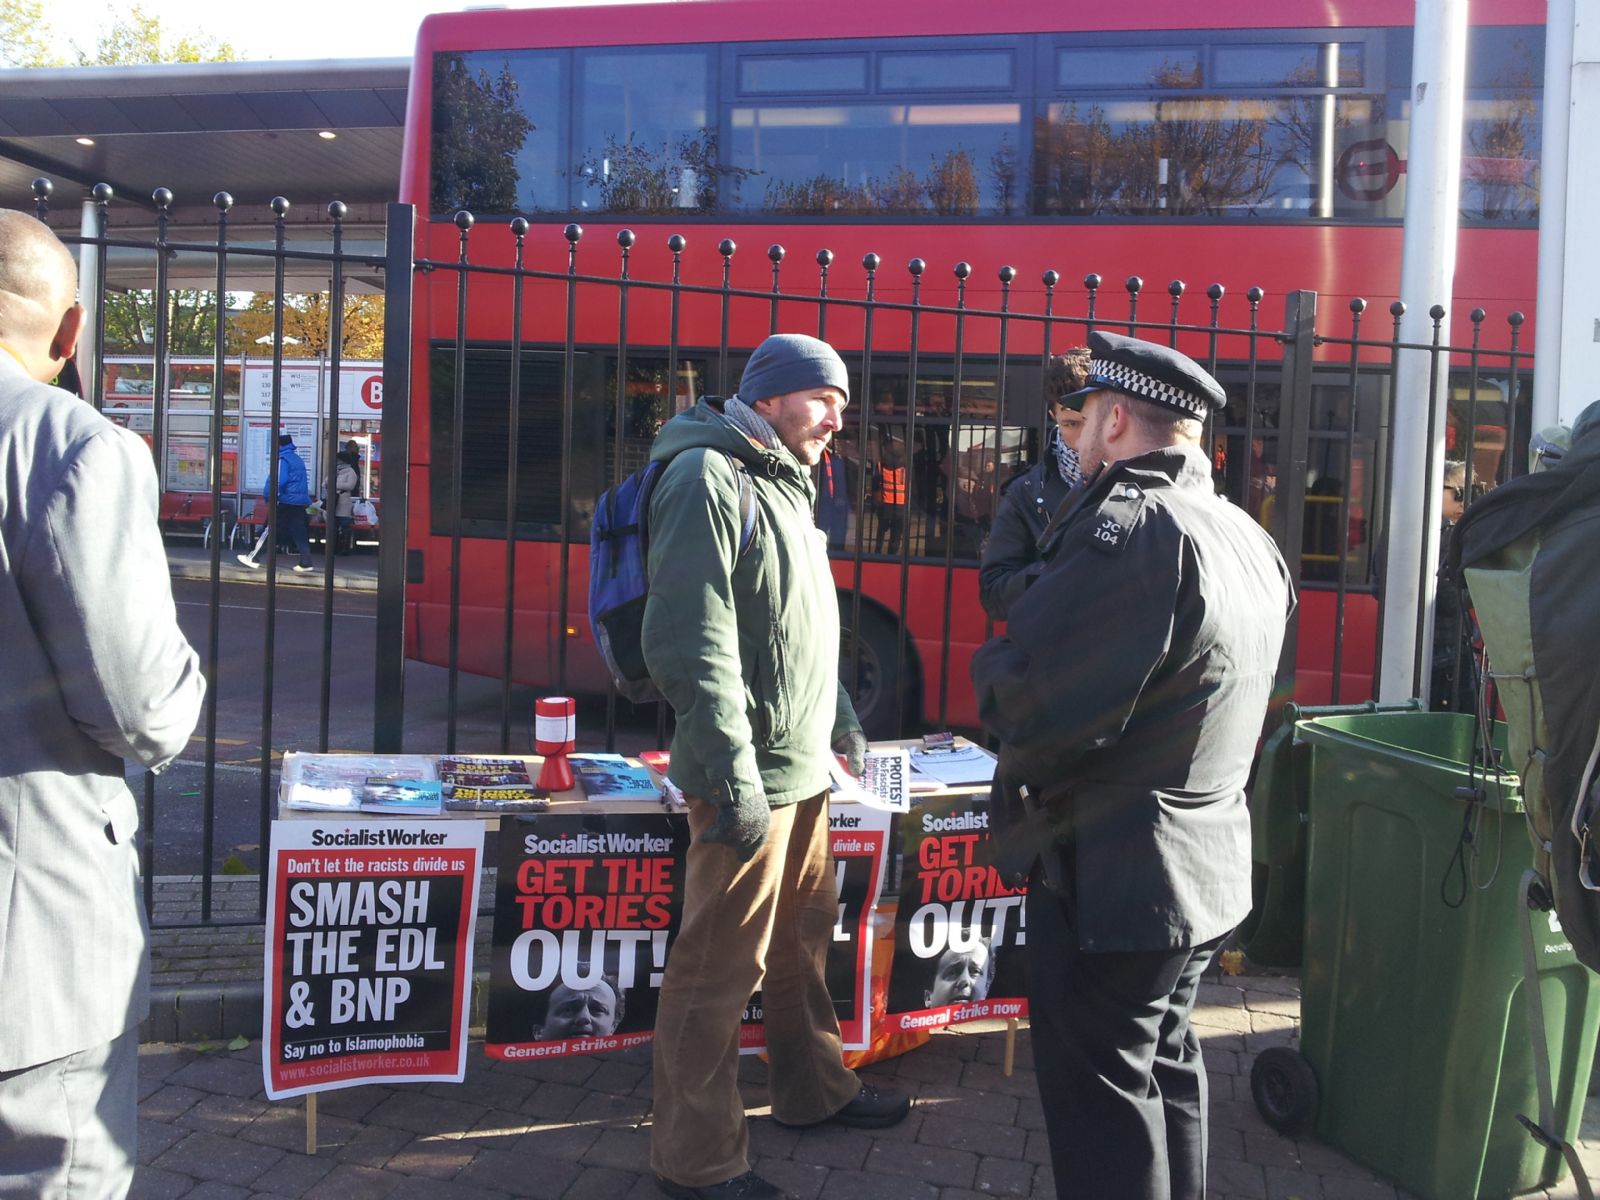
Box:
[0,208,205,1199]
[334,447,360,554]
[973,331,1293,1200]
[239,432,314,572]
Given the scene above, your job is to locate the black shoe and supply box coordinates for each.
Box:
[654,1171,785,1199]
[774,1084,912,1131]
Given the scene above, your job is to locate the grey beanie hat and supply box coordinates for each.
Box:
[738,333,849,405]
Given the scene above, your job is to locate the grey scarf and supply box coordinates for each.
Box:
[722,395,783,451]
[1052,427,1081,486]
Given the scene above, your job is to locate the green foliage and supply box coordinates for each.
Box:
[74,4,236,65]
[431,55,535,215]
[0,1,233,68]
[0,0,62,66]
[101,289,221,355]
[574,129,752,215]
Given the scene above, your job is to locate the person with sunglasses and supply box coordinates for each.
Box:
[1432,460,1478,713]
[977,347,1091,620]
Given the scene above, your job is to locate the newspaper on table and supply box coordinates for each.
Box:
[280,753,439,812]
[907,743,997,788]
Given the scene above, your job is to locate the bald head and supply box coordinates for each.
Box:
[0,209,82,382]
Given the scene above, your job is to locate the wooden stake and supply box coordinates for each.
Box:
[1003,1017,1018,1077]
[305,1092,318,1155]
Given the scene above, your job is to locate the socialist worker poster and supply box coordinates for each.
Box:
[262,820,484,1099]
[885,794,1029,1033]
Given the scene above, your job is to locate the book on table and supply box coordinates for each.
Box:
[437,755,548,810]
[359,778,444,815]
[570,753,662,801]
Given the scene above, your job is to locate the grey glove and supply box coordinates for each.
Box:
[700,781,769,862]
[833,729,869,778]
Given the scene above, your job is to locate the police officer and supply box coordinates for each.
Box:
[971,331,1294,1200]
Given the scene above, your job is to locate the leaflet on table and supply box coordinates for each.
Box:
[570,753,661,801]
[828,749,911,813]
[907,743,998,787]
[280,753,438,812]
[438,755,546,809]
[658,777,689,811]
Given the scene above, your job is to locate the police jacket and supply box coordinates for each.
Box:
[971,444,1294,952]
[977,459,1075,621]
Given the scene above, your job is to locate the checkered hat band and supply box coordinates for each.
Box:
[1089,359,1207,418]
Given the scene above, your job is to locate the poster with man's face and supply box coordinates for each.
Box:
[886,794,1029,1031]
[485,812,689,1060]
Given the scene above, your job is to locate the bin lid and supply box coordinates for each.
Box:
[1295,711,1521,811]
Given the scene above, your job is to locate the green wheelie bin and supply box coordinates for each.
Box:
[1239,700,1422,968]
[1249,710,1600,1200]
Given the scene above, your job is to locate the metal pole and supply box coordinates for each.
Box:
[374,203,415,753]
[1376,0,1468,703]
[76,197,102,408]
[1267,291,1316,704]
[1530,0,1572,433]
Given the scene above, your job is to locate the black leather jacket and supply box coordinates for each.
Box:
[977,461,1074,621]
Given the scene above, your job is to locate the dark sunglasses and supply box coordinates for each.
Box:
[1444,484,1465,502]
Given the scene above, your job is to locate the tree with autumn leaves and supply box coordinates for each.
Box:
[230,294,385,360]
[96,291,384,359]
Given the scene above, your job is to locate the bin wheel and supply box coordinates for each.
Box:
[1251,1046,1319,1136]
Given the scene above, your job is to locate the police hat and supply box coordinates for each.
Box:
[1060,330,1227,420]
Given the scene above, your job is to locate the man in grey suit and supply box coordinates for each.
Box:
[0,210,204,1197]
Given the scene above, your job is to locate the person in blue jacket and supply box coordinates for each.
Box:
[240,432,314,572]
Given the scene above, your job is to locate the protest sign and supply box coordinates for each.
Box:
[886,794,1029,1032]
[262,820,484,1099]
[739,802,893,1053]
[485,812,689,1060]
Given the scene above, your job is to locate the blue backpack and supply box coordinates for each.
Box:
[588,450,757,703]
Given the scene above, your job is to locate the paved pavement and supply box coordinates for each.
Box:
[146,543,1600,1198]
[137,878,1600,1200]
[166,541,379,591]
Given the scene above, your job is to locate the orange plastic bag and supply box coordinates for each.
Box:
[842,905,930,1069]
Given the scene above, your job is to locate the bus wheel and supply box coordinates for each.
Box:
[838,600,911,740]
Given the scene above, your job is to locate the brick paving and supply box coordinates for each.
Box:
[151,506,1600,1195]
[134,900,1600,1200]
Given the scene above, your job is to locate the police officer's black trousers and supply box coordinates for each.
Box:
[1025,884,1223,1200]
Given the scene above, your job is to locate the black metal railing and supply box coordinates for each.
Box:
[31,180,386,927]
[25,180,1533,926]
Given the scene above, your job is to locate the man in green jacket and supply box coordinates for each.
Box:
[643,334,911,1200]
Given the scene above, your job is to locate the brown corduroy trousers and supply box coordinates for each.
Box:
[649,791,862,1187]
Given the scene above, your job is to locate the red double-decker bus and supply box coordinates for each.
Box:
[398,0,1543,734]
